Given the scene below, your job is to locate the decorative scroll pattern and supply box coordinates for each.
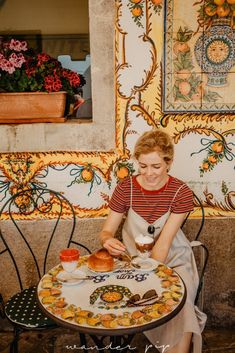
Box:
[0,0,234,219]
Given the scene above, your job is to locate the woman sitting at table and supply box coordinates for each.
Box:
[99,129,207,353]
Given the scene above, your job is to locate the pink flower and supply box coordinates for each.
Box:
[9,53,26,68]
[0,59,16,74]
[20,41,28,51]
[0,38,85,94]
[8,39,28,52]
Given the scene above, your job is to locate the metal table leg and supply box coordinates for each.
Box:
[89,334,135,352]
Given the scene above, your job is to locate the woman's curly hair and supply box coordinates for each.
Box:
[133,129,174,163]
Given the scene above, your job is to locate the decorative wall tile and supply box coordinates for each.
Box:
[0,0,234,220]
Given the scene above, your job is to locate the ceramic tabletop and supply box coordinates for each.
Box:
[37,256,186,335]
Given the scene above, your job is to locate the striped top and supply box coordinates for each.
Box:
[109,175,194,223]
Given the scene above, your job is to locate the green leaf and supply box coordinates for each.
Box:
[203,91,222,102]
[173,61,184,70]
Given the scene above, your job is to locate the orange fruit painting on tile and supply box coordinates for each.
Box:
[211,141,224,153]
[81,167,94,183]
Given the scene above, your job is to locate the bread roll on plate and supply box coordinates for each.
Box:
[87,248,114,272]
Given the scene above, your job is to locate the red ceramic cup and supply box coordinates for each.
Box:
[59,248,80,272]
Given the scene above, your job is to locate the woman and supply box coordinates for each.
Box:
[100,130,206,353]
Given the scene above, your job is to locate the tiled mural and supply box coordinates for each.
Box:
[164,0,235,112]
[0,0,234,219]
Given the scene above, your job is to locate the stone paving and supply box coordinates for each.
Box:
[0,320,234,353]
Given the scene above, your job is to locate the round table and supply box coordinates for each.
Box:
[37,256,186,351]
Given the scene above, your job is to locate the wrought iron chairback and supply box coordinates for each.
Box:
[181,192,205,241]
[0,186,90,292]
[181,192,209,307]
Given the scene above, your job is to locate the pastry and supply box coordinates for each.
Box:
[87,248,114,272]
[76,310,93,318]
[42,295,56,304]
[61,309,75,319]
[86,317,101,326]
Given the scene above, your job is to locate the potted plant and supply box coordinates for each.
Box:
[0,38,86,123]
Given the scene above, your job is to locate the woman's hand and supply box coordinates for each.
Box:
[102,237,126,256]
[99,210,125,256]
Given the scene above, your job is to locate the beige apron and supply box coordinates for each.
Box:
[122,179,207,353]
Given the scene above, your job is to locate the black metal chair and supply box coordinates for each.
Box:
[182,192,209,308]
[0,186,91,353]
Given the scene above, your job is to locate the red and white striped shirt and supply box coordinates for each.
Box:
[109,175,194,223]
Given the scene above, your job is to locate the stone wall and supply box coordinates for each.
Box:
[183,218,235,328]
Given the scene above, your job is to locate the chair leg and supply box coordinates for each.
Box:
[0,293,5,318]
[10,326,22,353]
[46,334,57,353]
[79,333,89,353]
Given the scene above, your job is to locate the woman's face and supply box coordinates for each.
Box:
[138,151,170,190]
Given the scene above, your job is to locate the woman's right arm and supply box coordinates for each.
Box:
[99,209,126,256]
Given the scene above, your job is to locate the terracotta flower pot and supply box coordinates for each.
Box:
[0,91,67,123]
